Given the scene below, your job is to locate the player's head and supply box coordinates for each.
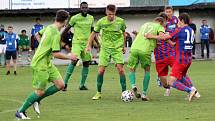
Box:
[164,6,173,19]
[106,4,117,22]
[35,17,41,24]
[21,30,26,35]
[55,10,70,27]
[7,25,13,33]
[154,17,165,25]
[158,12,168,26]
[178,13,190,27]
[80,2,88,16]
[202,19,207,25]
[0,24,4,31]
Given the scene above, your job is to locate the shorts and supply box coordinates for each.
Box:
[99,47,124,67]
[156,56,175,77]
[127,49,151,69]
[32,65,62,90]
[72,43,91,62]
[5,51,17,60]
[170,62,191,80]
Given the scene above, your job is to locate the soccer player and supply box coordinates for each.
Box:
[85,4,127,100]
[128,17,166,101]
[146,13,199,102]
[62,2,94,91]
[15,10,77,119]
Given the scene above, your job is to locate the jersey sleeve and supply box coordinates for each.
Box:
[38,27,46,36]
[52,33,61,52]
[91,16,94,27]
[170,28,180,38]
[69,16,76,27]
[94,19,102,33]
[121,19,126,32]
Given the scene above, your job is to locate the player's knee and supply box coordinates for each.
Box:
[56,81,65,90]
[35,90,45,97]
[83,61,90,67]
[117,67,125,75]
[71,59,79,66]
[98,69,105,75]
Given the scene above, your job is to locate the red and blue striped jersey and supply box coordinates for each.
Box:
[170,26,194,64]
[154,16,178,62]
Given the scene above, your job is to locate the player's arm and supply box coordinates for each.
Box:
[85,32,96,53]
[52,51,77,60]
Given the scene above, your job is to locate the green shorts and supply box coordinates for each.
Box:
[127,49,151,69]
[32,65,62,90]
[72,43,91,62]
[99,47,124,67]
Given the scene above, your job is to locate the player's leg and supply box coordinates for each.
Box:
[63,44,81,91]
[116,64,126,92]
[12,51,17,75]
[127,50,141,98]
[79,48,92,90]
[5,51,11,75]
[92,48,109,100]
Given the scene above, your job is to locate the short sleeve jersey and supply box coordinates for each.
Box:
[31,24,61,69]
[94,16,126,49]
[131,22,165,53]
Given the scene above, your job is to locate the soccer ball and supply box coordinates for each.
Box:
[121,90,134,102]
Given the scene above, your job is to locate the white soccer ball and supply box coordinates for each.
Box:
[121,90,134,102]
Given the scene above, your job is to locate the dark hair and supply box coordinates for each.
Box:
[202,19,207,22]
[106,4,117,12]
[21,30,26,33]
[80,2,88,6]
[178,13,190,24]
[164,6,173,10]
[8,25,13,29]
[36,17,41,21]
[55,10,69,23]
[154,17,164,25]
[158,12,168,21]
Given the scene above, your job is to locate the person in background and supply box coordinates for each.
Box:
[125,32,132,47]
[18,30,31,62]
[5,25,19,75]
[200,19,210,59]
[0,24,7,67]
[31,18,43,51]
[189,20,196,59]
[62,30,73,53]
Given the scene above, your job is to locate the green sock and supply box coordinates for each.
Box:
[80,67,89,87]
[120,74,126,92]
[64,64,75,84]
[37,85,60,102]
[19,92,40,112]
[129,72,136,88]
[97,73,104,92]
[143,72,150,95]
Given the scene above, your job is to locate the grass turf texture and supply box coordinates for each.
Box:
[0,60,215,121]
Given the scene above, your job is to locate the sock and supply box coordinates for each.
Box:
[97,73,104,92]
[178,76,193,88]
[120,74,126,92]
[18,92,40,112]
[80,67,89,87]
[64,64,75,84]
[143,72,150,95]
[37,85,60,102]
[129,72,136,88]
[172,81,191,93]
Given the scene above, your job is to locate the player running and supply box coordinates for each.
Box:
[128,17,166,101]
[85,4,127,100]
[146,13,199,102]
[15,10,77,119]
[62,2,94,91]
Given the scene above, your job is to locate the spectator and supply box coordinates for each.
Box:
[200,19,210,59]
[125,32,132,47]
[31,18,43,51]
[5,25,19,75]
[62,30,73,53]
[18,30,31,62]
[0,24,7,67]
[189,20,196,59]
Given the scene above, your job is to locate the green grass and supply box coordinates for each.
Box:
[0,61,215,121]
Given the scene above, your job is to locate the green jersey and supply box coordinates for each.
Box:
[69,13,94,44]
[18,34,29,46]
[31,24,61,69]
[94,16,126,49]
[131,22,165,53]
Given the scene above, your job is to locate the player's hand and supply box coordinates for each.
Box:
[122,47,126,54]
[167,40,176,46]
[70,53,77,61]
[85,46,91,54]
